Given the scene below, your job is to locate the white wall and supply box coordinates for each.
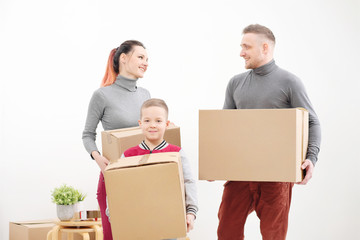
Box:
[1,0,359,239]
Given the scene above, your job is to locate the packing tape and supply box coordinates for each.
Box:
[139,154,150,165]
[79,210,101,220]
[107,134,112,144]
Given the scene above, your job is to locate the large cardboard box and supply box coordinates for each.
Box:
[104,152,187,240]
[9,220,95,240]
[199,108,309,182]
[102,125,181,163]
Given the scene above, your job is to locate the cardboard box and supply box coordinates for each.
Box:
[104,152,187,240]
[199,108,309,182]
[9,220,55,240]
[9,220,95,240]
[102,125,181,163]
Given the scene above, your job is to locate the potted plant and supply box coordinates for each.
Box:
[51,184,86,221]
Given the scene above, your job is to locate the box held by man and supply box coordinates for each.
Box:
[199,108,308,182]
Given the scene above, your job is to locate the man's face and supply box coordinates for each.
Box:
[240,33,266,69]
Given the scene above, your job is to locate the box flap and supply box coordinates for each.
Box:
[108,125,179,138]
[295,108,309,159]
[105,152,180,171]
[106,126,140,134]
[296,107,308,113]
[301,110,309,160]
[10,220,55,225]
[110,128,143,138]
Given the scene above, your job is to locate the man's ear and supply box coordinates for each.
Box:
[262,42,269,54]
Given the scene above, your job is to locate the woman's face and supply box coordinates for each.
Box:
[120,46,148,79]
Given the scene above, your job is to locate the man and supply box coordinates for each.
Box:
[217,24,321,240]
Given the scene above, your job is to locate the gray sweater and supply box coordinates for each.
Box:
[82,75,151,156]
[224,60,321,165]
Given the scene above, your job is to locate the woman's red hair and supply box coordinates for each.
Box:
[100,48,117,87]
[100,41,145,87]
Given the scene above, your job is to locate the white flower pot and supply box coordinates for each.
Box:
[56,204,75,221]
[73,201,84,219]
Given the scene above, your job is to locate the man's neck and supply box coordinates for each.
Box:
[256,58,274,69]
[252,59,276,76]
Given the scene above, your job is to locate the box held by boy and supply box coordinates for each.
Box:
[104,152,187,240]
[102,125,181,163]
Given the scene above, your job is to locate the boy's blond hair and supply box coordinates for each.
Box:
[140,98,169,118]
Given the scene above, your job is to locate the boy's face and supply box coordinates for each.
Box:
[139,106,169,143]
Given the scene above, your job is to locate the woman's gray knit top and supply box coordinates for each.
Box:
[82,75,151,156]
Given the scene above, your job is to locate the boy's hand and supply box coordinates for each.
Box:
[186,214,195,232]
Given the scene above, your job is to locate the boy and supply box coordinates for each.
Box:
[106,98,198,236]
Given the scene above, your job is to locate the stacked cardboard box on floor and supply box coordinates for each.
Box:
[104,152,187,240]
[9,220,54,240]
[9,220,96,240]
[199,108,309,182]
[102,125,181,163]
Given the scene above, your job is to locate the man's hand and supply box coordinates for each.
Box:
[186,213,195,232]
[297,159,314,185]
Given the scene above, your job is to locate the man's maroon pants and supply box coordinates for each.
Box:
[218,181,294,240]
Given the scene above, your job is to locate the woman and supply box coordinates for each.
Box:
[82,40,150,240]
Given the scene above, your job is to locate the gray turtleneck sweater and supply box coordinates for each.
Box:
[82,75,151,156]
[224,60,321,165]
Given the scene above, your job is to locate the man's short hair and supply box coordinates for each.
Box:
[140,98,169,118]
[243,24,276,44]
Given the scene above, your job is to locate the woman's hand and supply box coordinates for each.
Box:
[92,151,110,173]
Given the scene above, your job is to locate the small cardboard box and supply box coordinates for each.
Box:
[102,125,181,163]
[9,220,95,240]
[104,152,187,240]
[199,108,309,182]
[9,220,55,240]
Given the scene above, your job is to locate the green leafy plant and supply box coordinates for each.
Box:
[51,184,86,205]
[76,189,87,202]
